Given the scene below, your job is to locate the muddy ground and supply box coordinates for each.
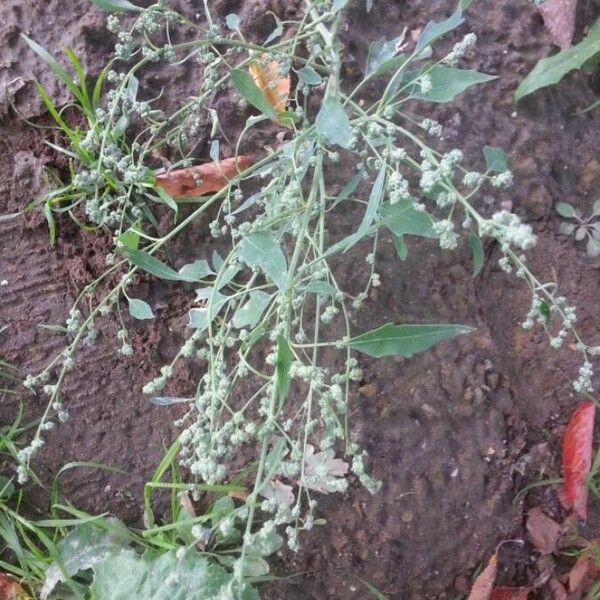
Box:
[1,0,600,598]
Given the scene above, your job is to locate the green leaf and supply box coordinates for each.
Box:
[276,336,292,403]
[41,519,131,600]
[415,7,464,53]
[91,549,258,600]
[361,579,389,600]
[330,161,386,253]
[587,235,600,258]
[296,67,322,85]
[155,186,178,213]
[483,146,508,173]
[393,235,408,260]
[412,66,496,103]
[555,201,577,218]
[304,280,338,297]
[89,0,142,11]
[238,232,288,291]
[332,171,363,207]
[128,298,154,320]
[231,69,276,119]
[460,0,475,8]
[348,323,474,358]
[225,13,240,30]
[380,200,437,238]
[188,288,227,329]
[21,35,85,106]
[178,259,214,281]
[232,291,271,329]
[468,232,484,276]
[126,249,198,283]
[366,34,406,77]
[315,95,353,148]
[515,19,600,101]
[118,225,140,251]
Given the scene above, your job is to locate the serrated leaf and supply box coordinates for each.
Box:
[412,66,496,103]
[128,298,154,320]
[380,200,437,238]
[276,336,292,403]
[555,201,577,218]
[41,519,131,600]
[315,95,353,149]
[89,0,142,11]
[91,549,258,600]
[468,232,484,276]
[415,7,464,53]
[515,18,600,101]
[296,67,322,85]
[348,323,474,358]
[483,146,508,173]
[366,34,406,77]
[232,291,271,329]
[238,232,288,291]
[225,13,240,30]
[231,68,276,119]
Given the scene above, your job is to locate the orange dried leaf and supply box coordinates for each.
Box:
[467,554,497,600]
[248,55,290,114]
[561,400,595,521]
[155,155,253,198]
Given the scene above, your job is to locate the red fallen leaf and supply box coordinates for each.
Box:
[537,0,576,49]
[561,401,595,521]
[0,573,31,599]
[467,554,497,600]
[155,155,253,198]
[568,554,600,595]
[526,507,561,555]
[490,587,531,600]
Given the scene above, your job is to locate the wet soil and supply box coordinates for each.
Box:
[1,0,600,598]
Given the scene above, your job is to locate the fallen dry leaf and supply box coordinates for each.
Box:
[0,573,31,600]
[155,155,253,198]
[568,554,600,596]
[467,554,497,600]
[548,577,568,600]
[561,401,595,521]
[526,507,561,555]
[537,0,576,49]
[490,587,530,600]
[249,55,290,115]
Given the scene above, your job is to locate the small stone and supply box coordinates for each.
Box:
[358,383,377,399]
[580,159,600,191]
[485,371,500,390]
[526,185,552,219]
[401,511,413,523]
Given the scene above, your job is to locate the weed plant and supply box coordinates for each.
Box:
[7,0,600,597]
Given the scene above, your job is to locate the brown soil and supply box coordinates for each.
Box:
[1,0,600,598]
